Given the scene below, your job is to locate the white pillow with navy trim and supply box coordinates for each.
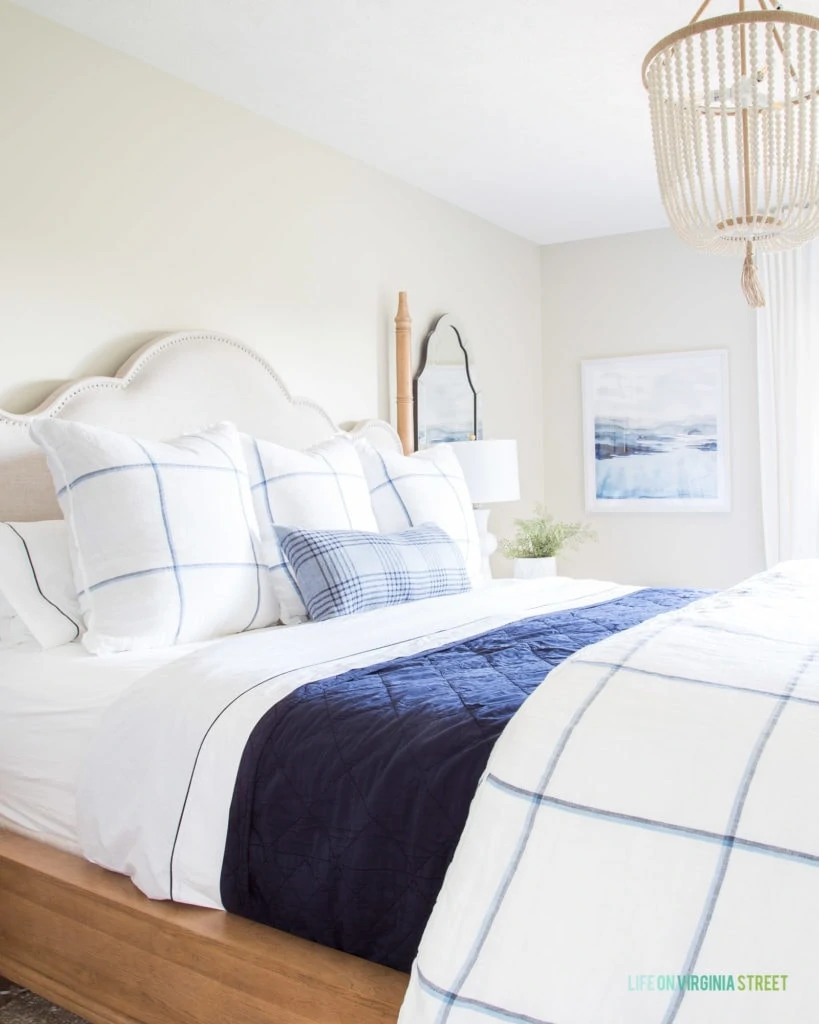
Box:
[0,520,82,649]
[355,441,481,585]
[30,420,277,654]
[242,434,378,624]
[0,592,38,650]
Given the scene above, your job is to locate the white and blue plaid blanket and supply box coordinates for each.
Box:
[399,561,819,1024]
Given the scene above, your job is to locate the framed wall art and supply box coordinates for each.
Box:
[582,349,730,511]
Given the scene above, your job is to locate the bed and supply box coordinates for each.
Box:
[0,322,414,1024]
[2,305,818,1024]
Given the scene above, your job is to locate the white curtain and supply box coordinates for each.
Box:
[758,242,819,567]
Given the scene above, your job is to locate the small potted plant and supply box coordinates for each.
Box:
[499,504,596,579]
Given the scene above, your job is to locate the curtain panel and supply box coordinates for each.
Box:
[758,243,819,566]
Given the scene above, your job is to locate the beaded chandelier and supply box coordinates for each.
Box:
[643,2,819,306]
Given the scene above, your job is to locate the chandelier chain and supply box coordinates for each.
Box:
[688,0,787,24]
[690,1,714,24]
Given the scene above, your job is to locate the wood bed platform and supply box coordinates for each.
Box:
[0,830,408,1024]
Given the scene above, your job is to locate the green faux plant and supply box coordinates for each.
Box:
[499,504,597,560]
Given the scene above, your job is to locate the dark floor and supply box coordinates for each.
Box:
[0,981,88,1024]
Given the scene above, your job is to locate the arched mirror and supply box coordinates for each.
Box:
[414,314,482,448]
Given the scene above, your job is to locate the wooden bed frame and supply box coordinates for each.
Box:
[0,831,407,1024]
[0,297,417,1023]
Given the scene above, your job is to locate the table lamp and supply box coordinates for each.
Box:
[449,439,520,581]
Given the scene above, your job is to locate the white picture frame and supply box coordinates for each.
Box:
[582,349,731,512]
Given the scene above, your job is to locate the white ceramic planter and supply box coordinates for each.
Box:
[512,557,557,579]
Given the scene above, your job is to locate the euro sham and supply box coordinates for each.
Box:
[31,419,276,653]
[242,434,377,624]
[355,441,481,585]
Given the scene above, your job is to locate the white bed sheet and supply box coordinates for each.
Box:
[0,578,633,871]
[0,639,215,854]
[77,577,635,907]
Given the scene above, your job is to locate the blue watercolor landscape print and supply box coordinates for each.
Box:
[583,351,728,507]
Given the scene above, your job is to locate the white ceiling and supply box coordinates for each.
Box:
[13,0,819,245]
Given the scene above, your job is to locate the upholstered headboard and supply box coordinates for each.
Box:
[0,331,402,522]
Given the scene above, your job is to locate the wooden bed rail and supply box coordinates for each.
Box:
[0,830,407,1024]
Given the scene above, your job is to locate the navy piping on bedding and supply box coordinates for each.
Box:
[4,523,81,641]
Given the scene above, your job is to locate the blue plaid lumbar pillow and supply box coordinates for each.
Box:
[274,522,471,621]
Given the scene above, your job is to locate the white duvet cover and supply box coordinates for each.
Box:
[75,577,633,907]
[400,562,819,1024]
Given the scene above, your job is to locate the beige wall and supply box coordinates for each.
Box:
[0,2,543,555]
[0,4,769,589]
[541,228,765,589]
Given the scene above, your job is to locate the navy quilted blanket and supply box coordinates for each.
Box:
[220,588,704,971]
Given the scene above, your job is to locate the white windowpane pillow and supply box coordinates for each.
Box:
[30,420,277,654]
[355,441,481,585]
[0,520,82,648]
[242,434,378,624]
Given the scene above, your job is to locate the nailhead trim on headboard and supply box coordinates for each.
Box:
[0,330,401,522]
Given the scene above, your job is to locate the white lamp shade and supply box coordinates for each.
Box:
[448,439,520,505]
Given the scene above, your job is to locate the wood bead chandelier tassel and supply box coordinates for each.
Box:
[741,242,766,306]
[643,1,819,306]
